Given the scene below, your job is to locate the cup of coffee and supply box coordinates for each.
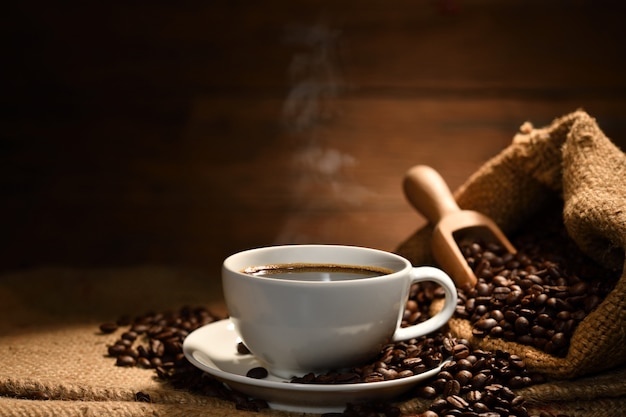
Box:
[222,244,457,378]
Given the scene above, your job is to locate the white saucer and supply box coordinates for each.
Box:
[183,318,446,413]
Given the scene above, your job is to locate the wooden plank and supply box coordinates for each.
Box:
[2,96,625,272]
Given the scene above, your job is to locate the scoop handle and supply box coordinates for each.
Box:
[403,165,461,224]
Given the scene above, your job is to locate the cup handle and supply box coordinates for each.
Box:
[391,266,458,342]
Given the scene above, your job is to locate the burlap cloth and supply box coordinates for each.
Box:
[396,110,626,415]
[397,110,626,379]
[1,110,625,416]
[0,267,272,417]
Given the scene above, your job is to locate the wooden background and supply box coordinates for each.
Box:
[3,0,626,277]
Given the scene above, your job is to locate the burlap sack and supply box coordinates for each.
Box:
[397,110,626,380]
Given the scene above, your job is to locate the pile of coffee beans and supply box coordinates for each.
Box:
[454,207,618,357]
[457,240,596,356]
[99,306,270,411]
[413,337,548,417]
[288,327,446,384]
[99,306,219,370]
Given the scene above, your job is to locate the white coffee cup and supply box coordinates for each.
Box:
[222,244,457,379]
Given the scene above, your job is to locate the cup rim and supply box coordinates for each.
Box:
[223,244,411,285]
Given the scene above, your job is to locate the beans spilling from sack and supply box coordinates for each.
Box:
[455,208,619,357]
[412,340,549,417]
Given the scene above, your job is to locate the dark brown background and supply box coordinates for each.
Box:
[3,0,626,277]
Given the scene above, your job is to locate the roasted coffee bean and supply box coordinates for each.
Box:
[378,368,398,380]
[452,344,470,360]
[246,367,268,379]
[430,398,449,413]
[475,317,498,332]
[136,357,151,368]
[466,390,482,403]
[443,379,462,397]
[99,322,119,334]
[456,230,618,358]
[150,339,165,357]
[237,342,251,355]
[455,370,473,386]
[456,358,473,371]
[124,346,139,359]
[116,355,136,367]
[446,394,469,409]
[150,357,162,368]
[469,372,489,390]
[364,372,385,383]
[417,385,439,399]
[121,331,138,341]
[107,344,126,357]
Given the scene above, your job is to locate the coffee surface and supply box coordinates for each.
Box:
[242,263,394,281]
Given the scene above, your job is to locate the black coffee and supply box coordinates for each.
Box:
[242,263,394,281]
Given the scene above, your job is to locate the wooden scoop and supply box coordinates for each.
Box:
[403,165,516,288]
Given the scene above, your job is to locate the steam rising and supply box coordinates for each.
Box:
[275,22,374,244]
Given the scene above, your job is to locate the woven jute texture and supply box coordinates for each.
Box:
[397,110,626,380]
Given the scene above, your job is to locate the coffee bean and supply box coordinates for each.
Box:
[246,367,268,379]
[475,317,498,331]
[397,369,414,378]
[121,331,137,341]
[514,316,530,334]
[569,281,589,296]
[378,368,398,380]
[456,230,617,358]
[430,398,449,413]
[364,373,385,383]
[107,344,126,357]
[455,370,473,386]
[99,322,119,334]
[456,358,473,371]
[446,394,469,409]
[452,344,470,360]
[470,372,490,390]
[551,332,568,348]
[137,357,151,368]
[149,357,162,368]
[443,379,461,396]
[116,355,136,367]
[417,385,438,399]
[466,390,482,403]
